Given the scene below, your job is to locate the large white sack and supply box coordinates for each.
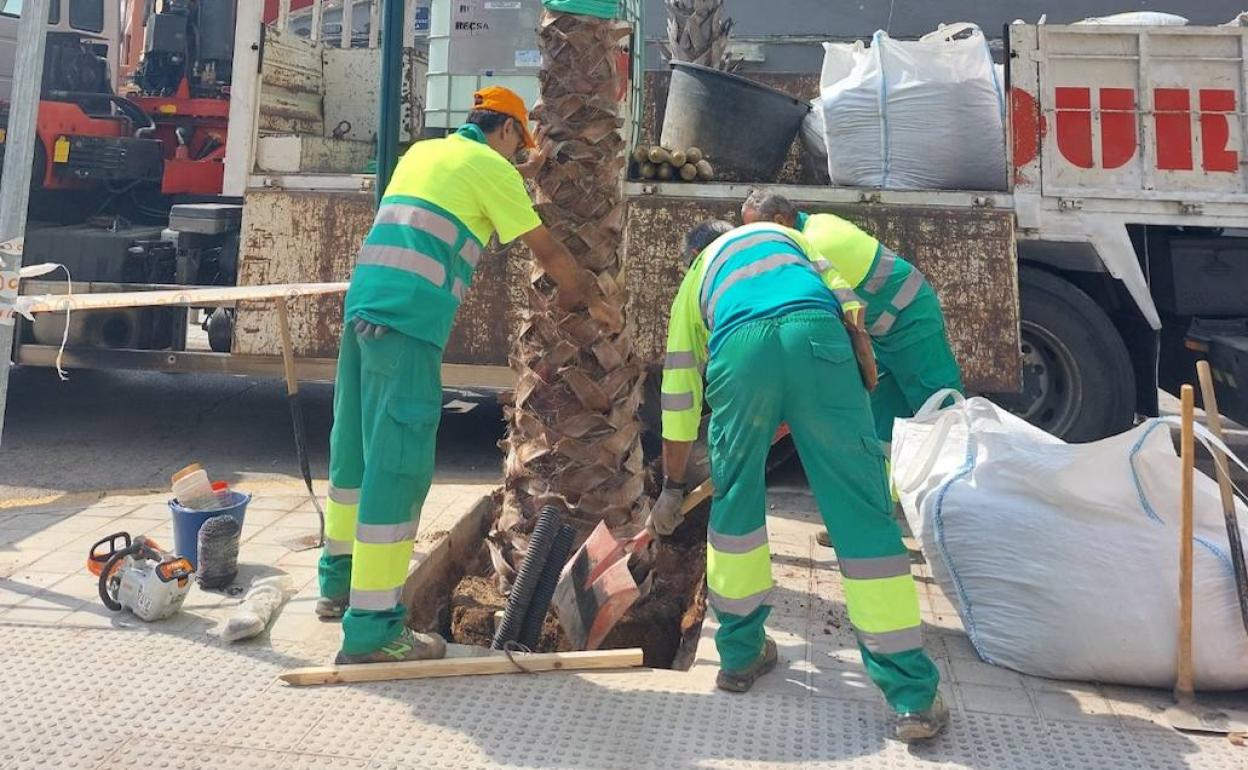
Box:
[820,25,1007,191]
[819,41,864,91]
[892,393,1248,690]
[1074,12,1188,26]
[798,98,831,184]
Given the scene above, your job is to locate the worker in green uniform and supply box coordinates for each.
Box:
[741,190,963,445]
[317,86,596,665]
[648,220,948,742]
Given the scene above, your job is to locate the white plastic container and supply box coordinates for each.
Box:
[171,464,216,511]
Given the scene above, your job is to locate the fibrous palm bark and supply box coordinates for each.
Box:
[664,0,735,70]
[491,9,647,586]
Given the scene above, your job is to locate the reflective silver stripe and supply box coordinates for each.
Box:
[706,253,813,327]
[325,537,354,556]
[699,232,799,315]
[833,288,863,308]
[328,485,360,505]
[839,554,912,580]
[869,311,897,337]
[664,350,699,370]
[812,258,831,272]
[661,391,695,411]
[355,522,418,545]
[891,269,926,312]
[451,278,466,301]
[708,526,769,555]
[863,248,897,294]
[357,244,447,286]
[350,586,404,612]
[375,203,459,248]
[459,239,482,269]
[857,626,924,655]
[708,588,772,617]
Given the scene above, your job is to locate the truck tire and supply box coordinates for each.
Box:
[992,266,1135,442]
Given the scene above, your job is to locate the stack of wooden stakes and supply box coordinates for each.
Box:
[633,144,714,182]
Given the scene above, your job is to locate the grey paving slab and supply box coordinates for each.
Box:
[0,482,1243,769]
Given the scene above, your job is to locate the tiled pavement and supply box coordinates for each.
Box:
[1,481,1244,769]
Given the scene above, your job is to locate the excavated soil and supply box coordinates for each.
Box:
[437,502,712,669]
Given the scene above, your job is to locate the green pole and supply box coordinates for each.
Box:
[375,0,406,206]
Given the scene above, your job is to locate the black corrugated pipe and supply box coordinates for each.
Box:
[517,523,575,651]
[491,505,561,650]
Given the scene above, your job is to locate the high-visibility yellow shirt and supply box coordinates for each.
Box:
[659,222,863,442]
[345,124,541,348]
[797,211,881,289]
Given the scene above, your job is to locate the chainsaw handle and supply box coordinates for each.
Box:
[98,543,141,612]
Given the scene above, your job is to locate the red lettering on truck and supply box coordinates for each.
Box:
[1046,86,1239,173]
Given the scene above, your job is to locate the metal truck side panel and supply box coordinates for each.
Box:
[624,195,1020,393]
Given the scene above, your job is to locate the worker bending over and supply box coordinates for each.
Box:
[318,87,595,665]
[649,220,948,742]
[741,190,963,445]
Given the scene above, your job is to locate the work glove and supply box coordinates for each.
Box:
[354,319,389,339]
[646,483,687,537]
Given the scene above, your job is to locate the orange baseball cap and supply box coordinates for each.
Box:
[472,86,537,149]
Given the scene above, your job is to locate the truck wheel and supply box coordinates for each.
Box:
[991,267,1135,442]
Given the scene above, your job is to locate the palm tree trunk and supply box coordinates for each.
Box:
[664,0,734,70]
[491,9,646,584]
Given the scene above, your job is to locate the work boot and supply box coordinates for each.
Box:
[894,694,950,743]
[816,531,832,548]
[334,628,448,665]
[315,596,347,620]
[716,636,779,693]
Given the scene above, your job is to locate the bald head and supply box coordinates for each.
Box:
[741,188,798,228]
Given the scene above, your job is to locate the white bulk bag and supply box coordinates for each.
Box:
[820,24,1007,191]
[892,392,1248,689]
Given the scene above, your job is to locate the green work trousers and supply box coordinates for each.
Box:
[704,310,939,714]
[865,276,964,443]
[318,325,442,655]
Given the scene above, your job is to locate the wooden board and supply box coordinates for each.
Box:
[279,648,645,686]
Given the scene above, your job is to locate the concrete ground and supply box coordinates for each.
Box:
[1,371,1247,767]
[2,482,1246,769]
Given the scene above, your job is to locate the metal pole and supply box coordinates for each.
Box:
[375,0,404,205]
[0,0,52,446]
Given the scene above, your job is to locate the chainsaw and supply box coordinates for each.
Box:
[88,532,194,621]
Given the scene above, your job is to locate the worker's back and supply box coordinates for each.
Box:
[695,222,840,356]
[345,126,539,349]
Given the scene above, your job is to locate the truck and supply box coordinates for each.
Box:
[7,3,1248,445]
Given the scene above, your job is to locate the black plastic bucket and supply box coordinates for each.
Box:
[659,62,811,182]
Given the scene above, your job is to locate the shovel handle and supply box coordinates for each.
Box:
[1176,384,1196,702]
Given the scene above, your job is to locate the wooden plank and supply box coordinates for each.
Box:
[279,648,645,686]
[16,282,347,314]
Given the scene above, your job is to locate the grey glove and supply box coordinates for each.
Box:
[354,319,389,339]
[647,485,687,536]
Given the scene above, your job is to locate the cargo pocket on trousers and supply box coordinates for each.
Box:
[381,398,440,476]
[810,338,854,365]
[858,434,892,506]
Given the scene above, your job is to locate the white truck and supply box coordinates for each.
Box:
[9,14,1248,444]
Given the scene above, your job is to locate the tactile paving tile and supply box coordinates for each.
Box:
[5,492,1248,770]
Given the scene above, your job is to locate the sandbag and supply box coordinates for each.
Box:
[820,24,1007,191]
[892,392,1248,689]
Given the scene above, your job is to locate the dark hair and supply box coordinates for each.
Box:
[685,220,735,263]
[466,109,516,135]
[742,188,798,224]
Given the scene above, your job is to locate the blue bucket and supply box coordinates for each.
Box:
[170,491,250,570]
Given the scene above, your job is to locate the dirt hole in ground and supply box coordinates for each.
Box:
[407,495,711,670]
